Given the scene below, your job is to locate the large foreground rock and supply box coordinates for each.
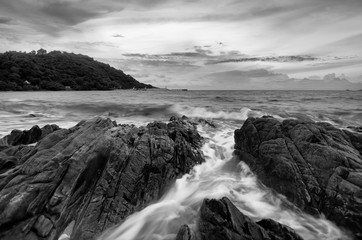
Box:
[0,117,204,240]
[176,197,302,240]
[234,116,362,238]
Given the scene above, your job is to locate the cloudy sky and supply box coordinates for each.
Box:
[1,0,362,89]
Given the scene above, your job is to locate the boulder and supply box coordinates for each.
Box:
[175,197,302,240]
[0,116,204,240]
[234,116,362,238]
[0,124,60,146]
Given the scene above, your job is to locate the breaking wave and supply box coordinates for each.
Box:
[171,105,285,121]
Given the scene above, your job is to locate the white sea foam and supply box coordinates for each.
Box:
[98,123,348,240]
[172,105,266,121]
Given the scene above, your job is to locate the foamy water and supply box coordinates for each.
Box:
[98,122,348,240]
[0,90,360,240]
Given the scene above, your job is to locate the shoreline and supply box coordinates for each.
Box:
[0,115,361,239]
[0,89,360,92]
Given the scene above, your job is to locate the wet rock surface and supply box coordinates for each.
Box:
[0,124,60,146]
[175,197,303,240]
[0,116,204,240]
[234,116,362,238]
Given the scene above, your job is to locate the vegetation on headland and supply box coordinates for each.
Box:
[0,49,153,91]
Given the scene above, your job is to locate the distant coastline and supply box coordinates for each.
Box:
[0,50,154,91]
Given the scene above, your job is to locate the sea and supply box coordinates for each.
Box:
[0,90,361,240]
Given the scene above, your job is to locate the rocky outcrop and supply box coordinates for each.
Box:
[234,116,362,238]
[0,124,60,146]
[175,197,302,240]
[0,116,204,240]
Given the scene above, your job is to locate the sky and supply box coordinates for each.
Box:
[1,0,362,89]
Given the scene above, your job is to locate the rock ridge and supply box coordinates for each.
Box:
[175,197,303,240]
[234,116,362,238]
[0,116,204,240]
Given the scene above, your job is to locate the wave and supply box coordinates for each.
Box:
[0,99,287,123]
[1,98,359,140]
[213,96,235,102]
[300,97,324,101]
[0,101,174,118]
[171,105,286,122]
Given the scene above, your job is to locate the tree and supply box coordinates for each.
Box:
[37,48,47,55]
[0,50,153,91]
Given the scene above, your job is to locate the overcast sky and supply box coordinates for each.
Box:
[1,0,362,89]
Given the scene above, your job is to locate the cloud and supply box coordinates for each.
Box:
[313,33,362,55]
[207,69,287,79]
[78,41,118,47]
[202,69,362,90]
[208,55,318,64]
[194,46,213,55]
[167,52,210,58]
[121,50,212,65]
[0,17,12,24]
[0,0,361,85]
[0,1,103,26]
[40,1,102,25]
[203,69,289,88]
[0,0,124,37]
[123,53,149,57]
[115,48,362,89]
[112,34,124,38]
[122,50,319,68]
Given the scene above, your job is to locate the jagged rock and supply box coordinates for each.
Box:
[234,116,362,238]
[0,124,60,146]
[175,225,193,240]
[0,116,204,240]
[175,197,302,240]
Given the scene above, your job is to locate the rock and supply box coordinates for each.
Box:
[0,116,204,240]
[347,126,362,133]
[175,197,302,240]
[175,225,193,240]
[197,119,217,128]
[33,215,53,237]
[0,124,60,146]
[256,219,304,240]
[234,116,362,238]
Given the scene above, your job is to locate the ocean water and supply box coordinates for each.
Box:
[1,90,361,240]
[1,90,361,137]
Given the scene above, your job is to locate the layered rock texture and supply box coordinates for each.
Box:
[0,117,204,240]
[175,197,303,240]
[0,124,60,147]
[234,116,362,238]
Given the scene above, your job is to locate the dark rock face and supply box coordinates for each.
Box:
[234,116,362,238]
[176,197,302,240]
[0,124,60,146]
[0,117,204,240]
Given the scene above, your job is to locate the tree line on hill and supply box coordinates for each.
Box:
[0,49,153,91]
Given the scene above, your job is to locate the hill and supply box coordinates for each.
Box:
[0,49,153,91]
